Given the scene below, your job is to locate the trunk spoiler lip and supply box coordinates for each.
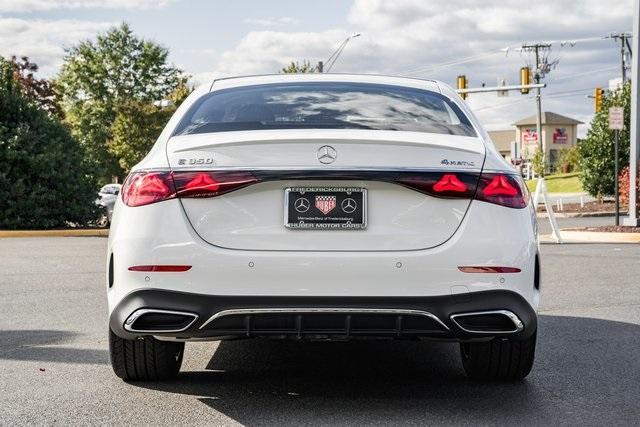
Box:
[166,131,484,155]
[139,165,487,174]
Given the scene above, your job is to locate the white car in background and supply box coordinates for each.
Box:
[95,183,121,226]
[107,74,539,382]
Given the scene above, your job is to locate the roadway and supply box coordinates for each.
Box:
[1,237,638,425]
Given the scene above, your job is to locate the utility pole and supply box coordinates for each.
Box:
[608,32,632,83]
[624,1,639,226]
[521,43,552,175]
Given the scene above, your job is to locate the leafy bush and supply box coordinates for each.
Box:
[0,58,96,229]
[556,146,581,173]
[531,148,544,177]
[579,83,631,197]
[618,166,640,206]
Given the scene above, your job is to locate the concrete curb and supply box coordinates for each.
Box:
[536,211,622,218]
[0,229,109,238]
[540,230,640,244]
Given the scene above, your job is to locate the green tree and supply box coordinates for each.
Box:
[108,83,191,173]
[58,23,184,183]
[281,60,319,73]
[578,83,631,197]
[0,58,96,229]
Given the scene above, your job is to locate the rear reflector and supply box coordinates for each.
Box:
[458,266,521,273]
[128,265,192,272]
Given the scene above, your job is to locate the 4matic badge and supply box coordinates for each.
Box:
[441,159,476,167]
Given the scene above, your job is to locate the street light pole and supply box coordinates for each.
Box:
[323,33,361,73]
[624,0,639,226]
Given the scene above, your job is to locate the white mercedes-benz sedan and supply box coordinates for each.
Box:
[107,74,539,382]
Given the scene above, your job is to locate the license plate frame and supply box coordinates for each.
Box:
[284,187,367,230]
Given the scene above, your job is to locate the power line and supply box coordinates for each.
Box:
[472,88,593,113]
[549,65,618,82]
[401,50,505,75]
[398,33,623,77]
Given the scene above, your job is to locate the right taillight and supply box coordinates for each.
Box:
[475,173,529,208]
[396,172,477,199]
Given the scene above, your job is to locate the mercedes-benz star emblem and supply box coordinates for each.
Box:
[294,197,310,213]
[341,198,357,213]
[317,145,337,164]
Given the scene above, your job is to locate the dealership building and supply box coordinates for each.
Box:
[488,111,582,167]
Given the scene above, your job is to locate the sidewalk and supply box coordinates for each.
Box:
[0,229,108,238]
[540,230,640,244]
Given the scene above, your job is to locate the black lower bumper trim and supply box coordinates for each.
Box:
[110,289,537,341]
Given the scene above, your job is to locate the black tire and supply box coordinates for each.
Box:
[459,332,536,381]
[109,329,184,381]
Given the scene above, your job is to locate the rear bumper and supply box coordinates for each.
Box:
[109,289,537,341]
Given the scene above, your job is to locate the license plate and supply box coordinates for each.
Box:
[284,187,367,230]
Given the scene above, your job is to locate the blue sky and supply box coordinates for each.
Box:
[0,0,635,135]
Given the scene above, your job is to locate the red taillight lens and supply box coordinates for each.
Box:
[397,172,476,199]
[173,171,257,198]
[122,172,176,207]
[122,170,259,206]
[433,174,468,193]
[182,172,221,195]
[475,173,529,208]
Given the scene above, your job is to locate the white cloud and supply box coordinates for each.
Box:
[243,16,299,28]
[0,0,172,13]
[0,18,113,75]
[201,0,633,130]
[210,29,350,76]
[1,0,634,131]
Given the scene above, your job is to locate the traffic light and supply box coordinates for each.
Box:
[520,67,531,94]
[457,75,468,100]
[594,87,605,113]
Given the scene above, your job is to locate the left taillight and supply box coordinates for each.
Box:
[122,171,176,207]
[173,171,257,198]
[122,170,258,207]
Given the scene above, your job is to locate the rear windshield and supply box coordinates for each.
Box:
[173,82,476,137]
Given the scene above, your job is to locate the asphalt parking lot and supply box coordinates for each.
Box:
[1,237,639,425]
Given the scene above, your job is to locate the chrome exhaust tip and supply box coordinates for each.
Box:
[450,310,524,334]
[124,309,198,333]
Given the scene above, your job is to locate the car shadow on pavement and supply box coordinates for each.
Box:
[136,314,640,424]
[0,329,109,365]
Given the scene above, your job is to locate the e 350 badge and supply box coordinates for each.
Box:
[178,157,214,166]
